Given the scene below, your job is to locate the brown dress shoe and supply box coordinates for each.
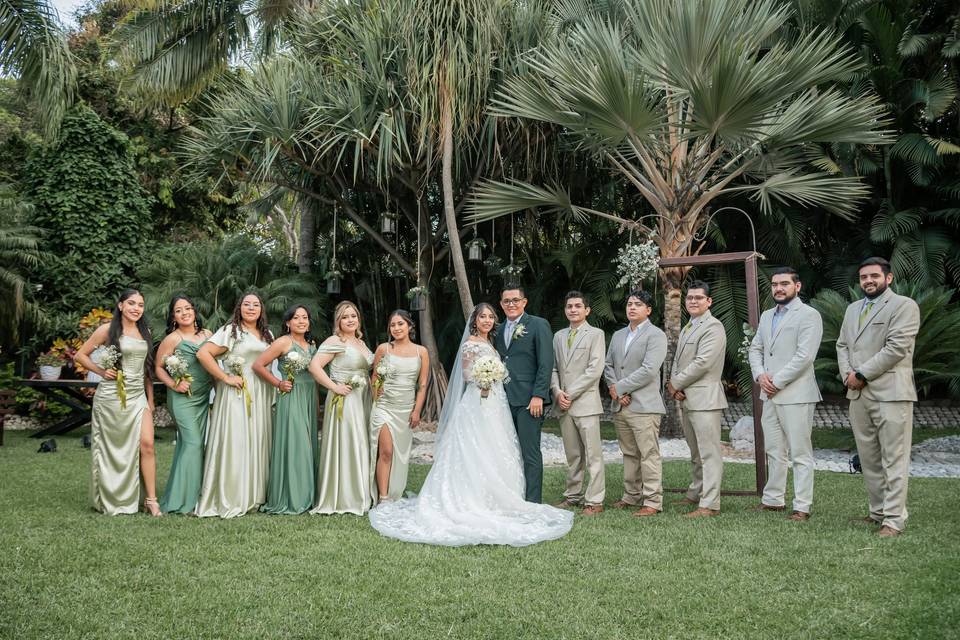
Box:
[581,505,604,516]
[850,516,881,526]
[751,503,786,512]
[675,497,698,506]
[611,500,636,509]
[684,507,720,518]
[788,510,811,521]
[553,499,580,509]
[878,525,902,538]
[632,507,660,518]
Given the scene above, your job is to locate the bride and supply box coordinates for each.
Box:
[368,303,574,547]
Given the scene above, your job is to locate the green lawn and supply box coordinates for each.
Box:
[2,429,958,639]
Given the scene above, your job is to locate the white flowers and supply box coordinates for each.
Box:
[280,350,309,394]
[471,355,509,399]
[372,357,397,397]
[96,345,127,409]
[348,374,367,388]
[224,355,252,416]
[332,374,368,420]
[615,240,660,288]
[737,322,756,365]
[512,323,527,341]
[164,354,193,396]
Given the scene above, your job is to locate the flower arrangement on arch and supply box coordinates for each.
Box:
[615,240,660,288]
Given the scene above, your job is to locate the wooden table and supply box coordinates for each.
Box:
[17,379,164,439]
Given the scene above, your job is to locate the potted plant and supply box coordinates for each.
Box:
[36,352,66,381]
[406,286,429,311]
[483,254,503,276]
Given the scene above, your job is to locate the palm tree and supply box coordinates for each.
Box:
[0,0,76,139]
[0,186,43,344]
[468,0,891,430]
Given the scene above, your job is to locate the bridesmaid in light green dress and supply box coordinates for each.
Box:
[370,310,429,504]
[155,295,213,514]
[309,301,374,515]
[195,293,276,518]
[253,304,319,514]
[75,289,160,516]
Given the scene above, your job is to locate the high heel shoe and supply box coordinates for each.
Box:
[144,497,163,517]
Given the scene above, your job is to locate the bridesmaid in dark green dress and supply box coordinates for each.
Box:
[156,295,214,514]
[254,304,319,514]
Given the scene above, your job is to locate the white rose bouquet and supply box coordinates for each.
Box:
[471,355,508,399]
[332,374,368,420]
[372,357,397,398]
[164,354,193,396]
[280,350,309,394]
[225,355,252,416]
[96,345,126,409]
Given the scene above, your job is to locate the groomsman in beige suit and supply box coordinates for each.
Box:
[551,291,607,515]
[748,267,823,521]
[603,290,667,517]
[837,257,920,538]
[667,280,728,517]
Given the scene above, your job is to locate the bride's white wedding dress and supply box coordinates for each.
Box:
[368,339,573,546]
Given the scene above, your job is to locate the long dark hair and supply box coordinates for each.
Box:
[281,304,317,346]
[387,309,417,343]
[107,288,154,378]
[230,292,274,343]
[468,303,499,345]
[165,294,204,335]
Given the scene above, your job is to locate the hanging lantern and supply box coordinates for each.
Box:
[407,286,428,312]
[467,238,485,262]
[326,269,342,295]
[380,211,398,236]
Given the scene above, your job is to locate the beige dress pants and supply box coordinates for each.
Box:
[559,413,605,506]
[612,412,662,510]
[682,409,723,511]
[760,402,816,513]
[849,397,913,531]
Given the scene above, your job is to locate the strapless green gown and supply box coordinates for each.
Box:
[90,335,149,515]
[160,338,213,514]
[262,343,319,514]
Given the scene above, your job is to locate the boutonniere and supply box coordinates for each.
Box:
[513,323,527,341]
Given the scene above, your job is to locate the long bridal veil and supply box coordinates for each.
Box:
[368,307,573,547]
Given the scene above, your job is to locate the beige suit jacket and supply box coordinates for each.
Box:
[748,298,823,404]
[836,288,919,402]
[550,322,606,417]
[670,311,728,411]
[603,321,667,415]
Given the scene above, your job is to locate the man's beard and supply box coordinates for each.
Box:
[861,281,888,299]
[774,290,797,305]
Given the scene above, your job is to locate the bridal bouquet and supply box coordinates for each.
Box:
[280,350,309,394]
[332,374,368,420]
[96,345,126,409]
[225,355,252,416]
[471,355,508,399]
[164,354,193,396]
[372,357,397,398]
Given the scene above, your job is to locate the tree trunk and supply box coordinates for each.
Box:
[416,270,448,424]
[297,197,315,274]
[441,86,474,320]
[660,276,684,437]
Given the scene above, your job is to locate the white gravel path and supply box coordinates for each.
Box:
[409,431,960,478]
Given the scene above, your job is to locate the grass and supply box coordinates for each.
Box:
[541,418,960,451]
[2,429,959,639]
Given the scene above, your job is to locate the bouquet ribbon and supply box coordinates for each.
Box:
[176,374,194,397]
[116,370,127,410]
[236,377,252,417]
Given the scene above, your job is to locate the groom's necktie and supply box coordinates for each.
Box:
[859,300,875,329]
[566,327,578,349]
[505,320,515,349]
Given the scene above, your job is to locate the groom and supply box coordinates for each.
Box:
[497,285,555,503]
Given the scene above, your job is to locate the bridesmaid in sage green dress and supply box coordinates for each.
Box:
[370,310,429,504]
[309,301,374,515]
[155,295,213,514]
[253,304,319,514]
[75,289,160,516]
[195,293,275,518]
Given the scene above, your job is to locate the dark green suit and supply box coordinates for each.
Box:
[496,312,555,503]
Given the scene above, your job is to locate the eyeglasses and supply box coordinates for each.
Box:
[501,298,525,306]
[685,295,708,302]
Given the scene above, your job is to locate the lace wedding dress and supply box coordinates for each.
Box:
[368,338,573,546]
